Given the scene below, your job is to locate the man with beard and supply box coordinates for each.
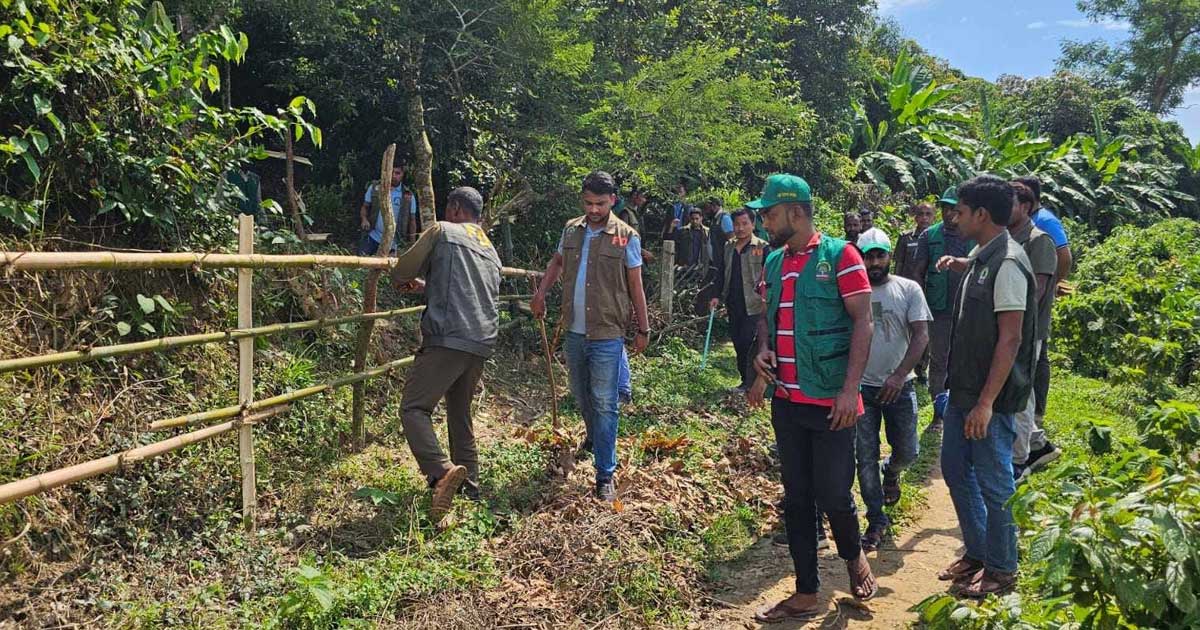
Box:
[843,211,862,249]
[855,230,931,551]
[746,174,877,621]
[531,171,650,501]
[894,202,935,282]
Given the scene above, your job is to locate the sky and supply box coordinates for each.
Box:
[879,0,1200,142]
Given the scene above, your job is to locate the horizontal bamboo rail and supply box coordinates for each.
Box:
[0,405,289,505]
[0,306,427,374]
[149,354,416,430]
[0,251,541,279]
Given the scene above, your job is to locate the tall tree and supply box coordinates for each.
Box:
[1059,0,1200,114]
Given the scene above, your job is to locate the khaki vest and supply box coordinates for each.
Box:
[722,236,768,316]
[560,213,638,340]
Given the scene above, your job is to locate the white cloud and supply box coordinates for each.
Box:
[877,0,933,14]
[1056,18,1131,30]
[1027,21,1047,29]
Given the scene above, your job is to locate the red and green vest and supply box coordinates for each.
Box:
[764,235,853,399]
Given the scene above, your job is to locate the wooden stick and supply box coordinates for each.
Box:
[351,144,397,450]
[0,251,544,277]
[660,240,675,321]
[150,355,416,431]
[537,318,560,431]
[237,214,256,531]
[0,405,291,506]
[284,132,307,239]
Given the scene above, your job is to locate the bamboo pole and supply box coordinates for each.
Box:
[237,215,256,531]
[0,405,290,506]
[150,355,416,431]
[350,144,396,450]
[0,306,428,374]
[284,132,307,239]
[660,240,675,321]
[0,251,542,276]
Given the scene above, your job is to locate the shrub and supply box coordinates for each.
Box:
[0,0,319,248]
[1053,218,1200,397]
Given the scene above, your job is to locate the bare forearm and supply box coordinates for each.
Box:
[756,315,770,354]
[843,317,873,391]
[1056,248,1073,281]
[536,256,564,295]
[628,273,650,331]
[978,319,1021,407]
[894,328,929,380]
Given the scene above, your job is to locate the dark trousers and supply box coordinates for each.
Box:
[1034,338,1050,417]
[772,398,862,594]
[400,346,487,494]
[728,307,760,389]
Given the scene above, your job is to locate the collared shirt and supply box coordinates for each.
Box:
[771,232,870,411]
[557,226,643,335]
[960,232,1029,315]
[364,183,419,242]
[1032,208,1069,249]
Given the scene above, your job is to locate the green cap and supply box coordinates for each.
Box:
[938,186,959,206]
[747,173,812,209]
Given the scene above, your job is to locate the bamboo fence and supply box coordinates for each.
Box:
[0,213,544,528]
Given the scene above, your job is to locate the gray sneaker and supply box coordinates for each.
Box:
[595,478,616,501]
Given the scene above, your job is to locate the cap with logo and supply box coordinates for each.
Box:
[747,173,812,209]
[858,229,892,254]
[938,186,959,207]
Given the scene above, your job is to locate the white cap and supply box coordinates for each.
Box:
[857,228,891,253]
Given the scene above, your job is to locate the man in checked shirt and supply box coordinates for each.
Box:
[746,174,878,622]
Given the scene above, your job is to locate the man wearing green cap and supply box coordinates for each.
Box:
[916,186,974,424]
[856,229,931,551]
[746,174,878,620]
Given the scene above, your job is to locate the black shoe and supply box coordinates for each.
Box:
[1013,461,1030,483]
[595,478,616,501]
[772,531,789,547]
[1026,442,1061,471]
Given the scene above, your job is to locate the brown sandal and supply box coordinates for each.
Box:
[962,569,1016,599]
[847,553,878,600]
[754,599,821,623]
[938,556,983,581]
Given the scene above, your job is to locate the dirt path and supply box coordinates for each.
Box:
[705,458,962,629]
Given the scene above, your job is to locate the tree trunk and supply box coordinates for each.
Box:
[1149,35,1184,114]
[404,38,437,231]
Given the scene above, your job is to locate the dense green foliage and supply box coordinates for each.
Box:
[0,0,318,247]
[1054,219,1200,398]
[915,397,1200,630]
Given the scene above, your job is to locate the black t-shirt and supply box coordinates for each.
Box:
[726,245,747,314]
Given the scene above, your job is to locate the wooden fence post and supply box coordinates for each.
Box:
[237,214,256,531]
[659,240,675,322]
[502,216,514,263]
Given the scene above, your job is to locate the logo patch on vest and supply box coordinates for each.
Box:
[815,260,833,282]
[977,267,990,284]
[611,235,628,247]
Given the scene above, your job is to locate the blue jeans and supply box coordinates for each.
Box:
[941,403,1018,574]
[564,333,623,482]
[856,382,920,529]
[618,347,632,399]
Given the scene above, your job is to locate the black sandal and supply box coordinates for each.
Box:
[962,569,1017,599]
[938,556,984,581]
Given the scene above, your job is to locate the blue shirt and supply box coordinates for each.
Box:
[719,212,733,235]
[1033,208,1069,249]
[364,184,419,243]
[557,226,643,335]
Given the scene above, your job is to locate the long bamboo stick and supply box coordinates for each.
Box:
[0,405,289,506]
[149,355,416,431]
[0,251,543,277]
[236,214,256,531]
[0,306,428,374]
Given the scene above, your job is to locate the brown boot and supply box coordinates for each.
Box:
[430,465,467,521]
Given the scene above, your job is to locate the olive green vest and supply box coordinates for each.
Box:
[722,236,768,316]
[422,222,502,357]
[947,232,1038,414]
[764,235,854,399]
[924,222,975,313]
[560,213,638,340]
